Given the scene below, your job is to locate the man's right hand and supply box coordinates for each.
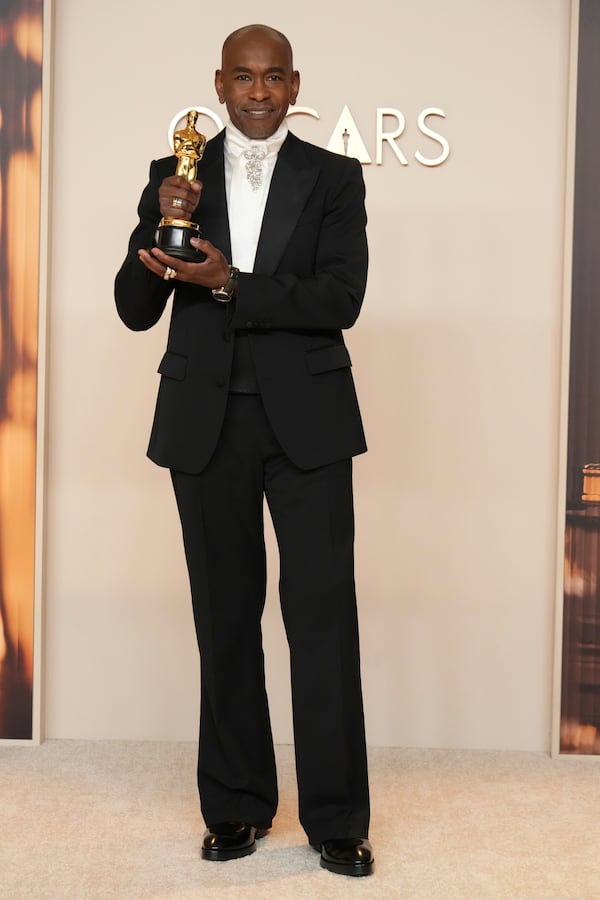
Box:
[158,175,202,220]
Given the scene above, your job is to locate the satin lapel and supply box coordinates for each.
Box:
[193,131,232,262]
[253,134,320,275]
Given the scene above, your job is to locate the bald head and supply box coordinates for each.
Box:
[222,24,294,69]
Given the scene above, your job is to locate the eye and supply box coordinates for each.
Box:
[235,74,250,81]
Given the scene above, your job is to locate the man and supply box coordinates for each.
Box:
[115,24,373,878]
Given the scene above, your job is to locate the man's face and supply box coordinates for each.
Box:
[215,29,300,140]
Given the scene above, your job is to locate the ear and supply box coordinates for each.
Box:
[290,70,300,106]
[214,69,225,104]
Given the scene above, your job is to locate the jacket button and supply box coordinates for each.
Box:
[245,321,253,328]
[216,376,226,388]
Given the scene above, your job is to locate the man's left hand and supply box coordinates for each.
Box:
[138,238,230,290]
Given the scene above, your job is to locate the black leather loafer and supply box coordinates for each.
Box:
[201,822,269,861]
[311,837,374,876]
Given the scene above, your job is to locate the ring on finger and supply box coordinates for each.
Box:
[171,197,183,209]
[163,265,177,281]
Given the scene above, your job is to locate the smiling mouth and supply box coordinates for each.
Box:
[244,108,273,116]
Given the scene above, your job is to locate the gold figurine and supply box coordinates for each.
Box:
[155,109,207,262]
[173,109,206,182]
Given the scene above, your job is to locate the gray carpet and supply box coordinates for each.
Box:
[1,741,599,898]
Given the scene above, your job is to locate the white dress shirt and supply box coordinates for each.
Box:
[224,120,288,273]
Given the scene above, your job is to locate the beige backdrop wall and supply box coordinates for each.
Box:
[44,0,570,750]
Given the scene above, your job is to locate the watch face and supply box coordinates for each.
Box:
[211,267,238,303]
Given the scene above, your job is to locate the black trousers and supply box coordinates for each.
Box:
[170,393,370,844]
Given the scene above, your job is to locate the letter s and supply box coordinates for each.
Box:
[415,108,450,167]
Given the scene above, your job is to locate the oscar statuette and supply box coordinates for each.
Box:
[155,109,207,261]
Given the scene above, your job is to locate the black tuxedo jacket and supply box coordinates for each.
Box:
[115,130,368,473]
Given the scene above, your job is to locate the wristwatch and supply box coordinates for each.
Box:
[212,266,239,303]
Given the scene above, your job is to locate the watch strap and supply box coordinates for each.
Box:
[212,266,239,303]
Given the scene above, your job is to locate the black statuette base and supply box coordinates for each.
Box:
[155,220,206,263]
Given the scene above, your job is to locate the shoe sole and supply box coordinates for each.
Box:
[319,856,374,876]
[202,842,256,861]
[201,828,268,862]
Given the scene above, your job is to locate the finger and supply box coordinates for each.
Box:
[139,249,177,280]
[147,249,203,283]
[167,194,188,213]
[149,247,185,267]
[189,237,215,255]
[139,248,163,272]
[160,180,201,213]
[169,175,201,193]
[162,175,192,191]
[159,193,187,216]
[189,239,226,272]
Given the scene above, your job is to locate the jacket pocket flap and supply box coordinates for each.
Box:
[306,344,351,375]
[157,351,187,381]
